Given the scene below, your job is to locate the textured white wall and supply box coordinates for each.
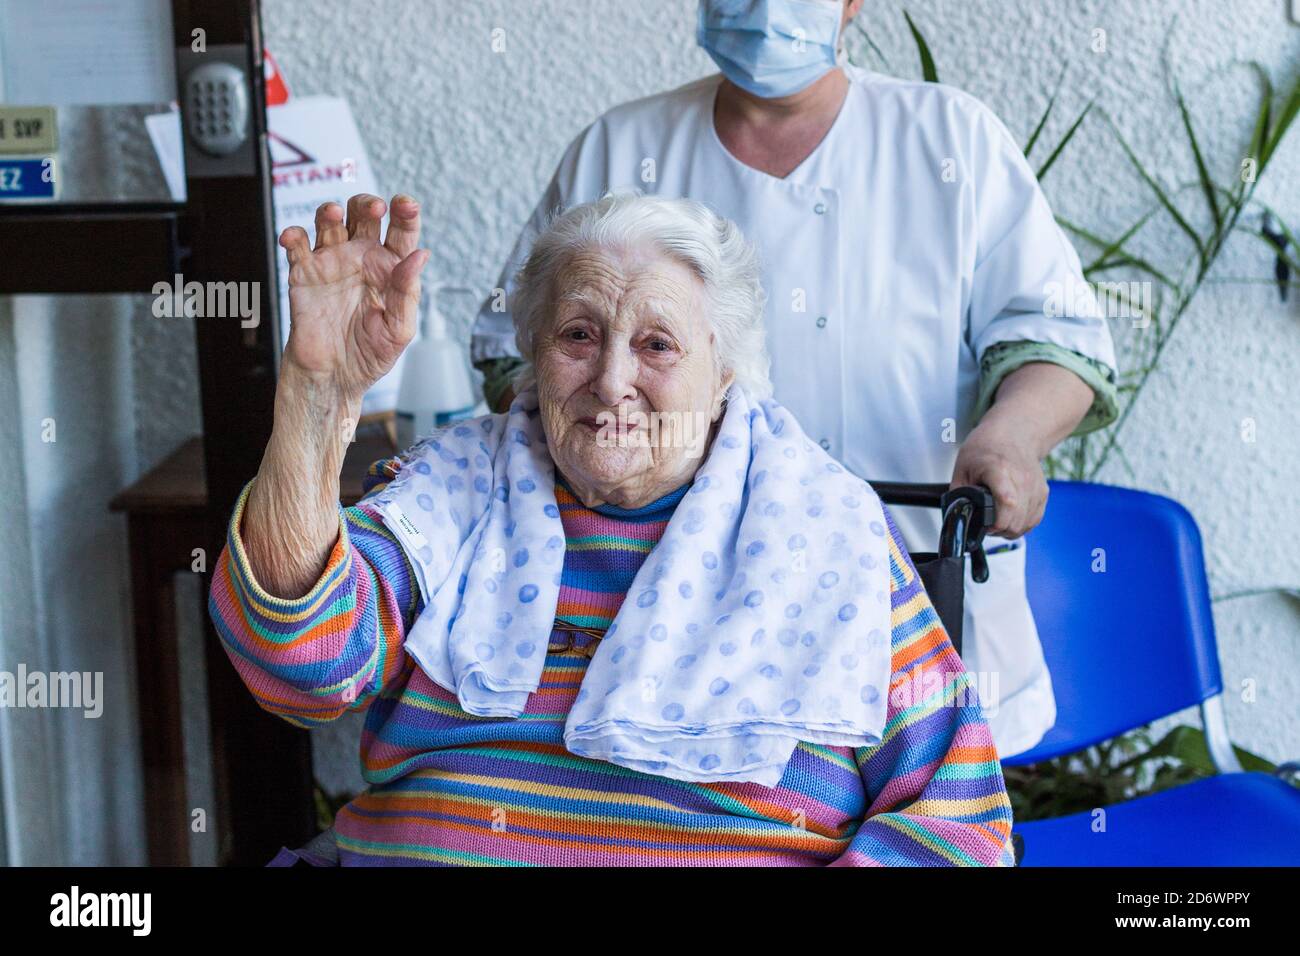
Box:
[1,0,1296,865]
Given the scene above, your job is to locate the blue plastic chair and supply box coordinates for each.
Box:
[1006,480,1300,866]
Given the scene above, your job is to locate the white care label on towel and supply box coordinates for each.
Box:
[380,500,429,550]
[378,500,431,605]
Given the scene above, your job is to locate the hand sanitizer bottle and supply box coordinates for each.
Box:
[395,283,481,450]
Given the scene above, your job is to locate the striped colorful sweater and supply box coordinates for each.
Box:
[208,458,1016,866]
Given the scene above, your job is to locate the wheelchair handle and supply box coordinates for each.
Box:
[868,482,997,583]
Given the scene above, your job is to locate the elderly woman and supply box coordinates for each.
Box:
[208,190,1016,867]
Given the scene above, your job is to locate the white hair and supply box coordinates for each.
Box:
[509,191,772,400]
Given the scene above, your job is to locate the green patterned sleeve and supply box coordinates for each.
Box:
[975,340,1119,437]
[474,355,529,413]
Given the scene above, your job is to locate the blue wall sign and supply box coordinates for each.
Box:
[0,158,56,200]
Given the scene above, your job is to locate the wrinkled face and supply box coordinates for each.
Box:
[534,245,734,509]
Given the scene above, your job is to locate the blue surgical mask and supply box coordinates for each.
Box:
[696,0,844,99]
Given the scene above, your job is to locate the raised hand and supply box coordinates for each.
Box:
[278,193,431,400]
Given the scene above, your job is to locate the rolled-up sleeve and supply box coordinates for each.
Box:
[475,355,529,413]
[206,461,422,728]
[975,339,1119,436]
[832,506,1016,866]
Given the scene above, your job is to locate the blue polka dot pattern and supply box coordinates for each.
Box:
[367,384,891,789]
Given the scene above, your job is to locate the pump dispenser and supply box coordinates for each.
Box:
[395,283,481,450]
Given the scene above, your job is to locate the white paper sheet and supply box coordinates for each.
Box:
[143,110,186,201]
[268,95,404,415]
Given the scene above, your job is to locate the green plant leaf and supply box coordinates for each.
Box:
[1151,725,1217,773]
[1214,586,1300,605]
[846,18,890,69]
[312,778,356,831]
[903,10,938,83]
[1262,66,1300,167]
[1060,217,1180,292]
[1075,208,1181,289]
[1037,100,1093,181]
[1103,112,1207,265]
[1239,62,1274,198]
[1087,252,1179,290]
[1175,83,1222,234]
[1057,216,1114,249]
[1006,723,1283,822]
[313,784,334,832]
[1083,206,1159,272]
[1025,62,1069,158]
[1112,442,1138,480]
[1154,725,1278,774]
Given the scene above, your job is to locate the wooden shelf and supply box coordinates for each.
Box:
[110,431,398,516]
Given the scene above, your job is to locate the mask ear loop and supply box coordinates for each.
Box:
[827,0,848,68]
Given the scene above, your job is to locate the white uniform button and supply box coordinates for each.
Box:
[819,438,831,450]
[814,202,827,215]
[816,316,828,328]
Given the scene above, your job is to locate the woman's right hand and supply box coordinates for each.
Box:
[278,193,430,400]
[241,194,428,599]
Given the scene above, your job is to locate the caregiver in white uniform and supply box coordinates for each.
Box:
[470,0,1119,759]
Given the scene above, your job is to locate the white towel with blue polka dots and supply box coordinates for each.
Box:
[366,384,893,787]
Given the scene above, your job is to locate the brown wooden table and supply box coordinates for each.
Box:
[110,431,396,866]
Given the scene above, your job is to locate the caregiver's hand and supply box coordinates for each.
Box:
[950,421,1048,540]
[951,361,1095,539]
[242,194,430,599]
